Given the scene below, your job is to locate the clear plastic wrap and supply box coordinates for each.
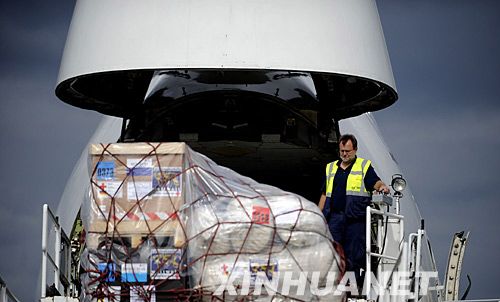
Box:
[80,142,344,301]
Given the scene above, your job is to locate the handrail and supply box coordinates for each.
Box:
[41,204,71,298]
[383,242,408,290]
[0,275,21,302]
[365,204,405,300]
[414,228,424,299]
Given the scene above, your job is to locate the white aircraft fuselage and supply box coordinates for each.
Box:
[52,1,443,301]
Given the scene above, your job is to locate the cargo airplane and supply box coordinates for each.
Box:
[36,1,474,302]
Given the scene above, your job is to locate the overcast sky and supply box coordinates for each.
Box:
[1,1,499,301]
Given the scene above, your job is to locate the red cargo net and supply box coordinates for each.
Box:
[80,142,343,302]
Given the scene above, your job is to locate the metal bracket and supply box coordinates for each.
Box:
[372,194,393,206]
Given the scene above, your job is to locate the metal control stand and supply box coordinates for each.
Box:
[366,194,406,301]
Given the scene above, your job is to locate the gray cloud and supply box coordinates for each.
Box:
[375,111,500,298]
[375,1,500,297]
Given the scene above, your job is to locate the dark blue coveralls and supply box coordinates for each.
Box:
[322,160,380,282]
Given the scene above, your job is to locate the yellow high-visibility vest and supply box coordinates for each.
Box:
[325,157,372,198]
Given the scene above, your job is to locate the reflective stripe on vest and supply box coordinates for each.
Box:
[325,161,338,198]
[325,157,372,198]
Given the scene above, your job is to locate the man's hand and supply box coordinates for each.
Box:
[374,180,390,194]
[379,184,390,194]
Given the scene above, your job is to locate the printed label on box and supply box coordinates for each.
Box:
[150,249,182,280]
[252,206,270,224]
[121,263,148,282]
[127,181,152,200]
[152,167,182,197]
[97,181,123,198]
[249,258,279,284]
[127,158,153,176]
[127,158,153,168]
[96,161,115,180]
[130,285,156,302]
[98,263,116,282]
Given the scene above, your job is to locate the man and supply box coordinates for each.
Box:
[318,134,389,283]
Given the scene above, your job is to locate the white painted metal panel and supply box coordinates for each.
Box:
[56,117,122,232]
[58,0,395,91]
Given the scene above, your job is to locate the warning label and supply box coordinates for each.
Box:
[249,258,279,283]
[152,167,182,197]
[150,248,182,280]
[252,206,270,224]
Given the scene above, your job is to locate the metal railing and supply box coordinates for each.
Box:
[408,226,425,300]
[365,205,406,300]
[41,204,71,298]
[0,275,20,302]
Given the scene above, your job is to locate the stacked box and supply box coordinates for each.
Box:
[85,143,185,240]
[81,143,188,301]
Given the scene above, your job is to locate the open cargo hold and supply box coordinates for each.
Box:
[80,142,344,301]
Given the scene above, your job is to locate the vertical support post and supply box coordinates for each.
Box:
[398,242,409,302]
[395,195,401,215]
[366,206,372,300]
[414,228,424,300]
[41,203,68,298]
[400,220,405,249]
[1,283,7,302]
[377,214,383,280]
[54,221,61,292]
[41,204,48,298]
[66,236,73,296]
[407,233,417,300]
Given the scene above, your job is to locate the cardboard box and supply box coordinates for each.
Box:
[87,142,186,237]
